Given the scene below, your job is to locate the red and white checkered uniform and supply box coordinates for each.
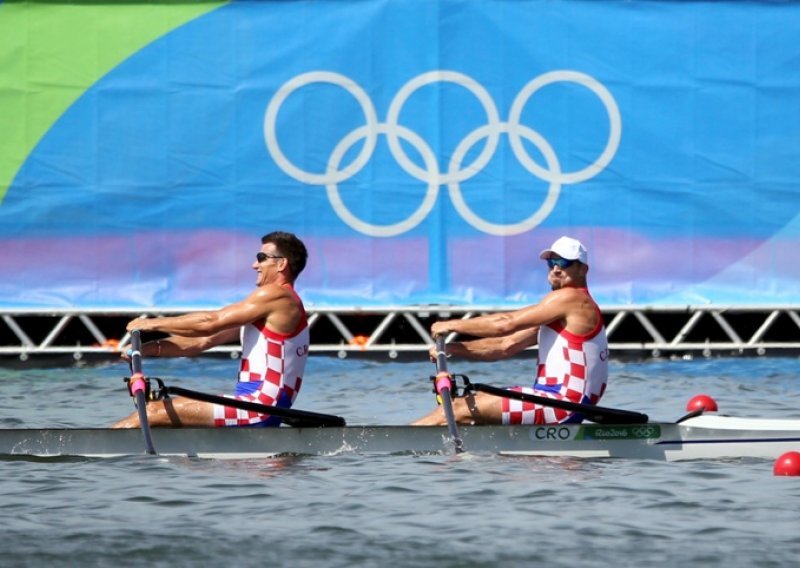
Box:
[502,288,608,425]
[213,289,309,427]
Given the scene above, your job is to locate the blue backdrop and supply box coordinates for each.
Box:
[2,0,800,308]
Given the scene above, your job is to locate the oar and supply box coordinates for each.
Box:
[157,384,346,428]
[433,336,464,453]
[128,330,157,454]
[469,382,649,425]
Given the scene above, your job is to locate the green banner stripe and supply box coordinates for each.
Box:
[0,0,227,203]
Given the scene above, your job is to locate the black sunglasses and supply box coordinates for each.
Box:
[546,257,576,269]
[256,252,284,263]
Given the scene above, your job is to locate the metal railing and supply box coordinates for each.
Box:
[1,305,799,361]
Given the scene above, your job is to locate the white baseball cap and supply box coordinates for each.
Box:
[539,236,589,264]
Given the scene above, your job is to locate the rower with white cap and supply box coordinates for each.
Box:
[413,236,609,426]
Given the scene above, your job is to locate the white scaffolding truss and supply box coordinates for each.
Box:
[1,305,800,361]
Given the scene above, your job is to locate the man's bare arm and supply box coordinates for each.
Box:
[437,327,540,361]
[431,290,574,338]
[126,286,289,337]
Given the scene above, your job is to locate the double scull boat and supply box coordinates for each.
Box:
[5,332,796,462]
[2,413,799,461]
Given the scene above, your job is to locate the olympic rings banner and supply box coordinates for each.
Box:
[2,0,800,308]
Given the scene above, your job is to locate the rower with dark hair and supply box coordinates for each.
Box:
[114,231,310,428]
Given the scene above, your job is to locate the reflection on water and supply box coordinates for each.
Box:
[174,454,320,479]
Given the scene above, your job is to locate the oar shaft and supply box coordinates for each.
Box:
[129,330,143,376]
[434,337,449,374]
[434,336,464,453]
[472,382,648,425]
[163,385,346,428]
[129,330,157,454]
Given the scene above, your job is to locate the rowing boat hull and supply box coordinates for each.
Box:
[1,415,799,461]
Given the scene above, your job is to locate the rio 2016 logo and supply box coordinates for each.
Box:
[265,70,621,237]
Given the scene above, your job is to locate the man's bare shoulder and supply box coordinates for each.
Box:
[251,282,291,297]
[238,284,296,310]
[540,286,585,303]
[537,287,594,314]
[557,286,590,298]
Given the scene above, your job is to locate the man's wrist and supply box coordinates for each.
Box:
[147,340,162,357]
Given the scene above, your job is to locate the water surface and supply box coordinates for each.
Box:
[1,356,799,566]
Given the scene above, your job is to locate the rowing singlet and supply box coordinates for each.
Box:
[502,288,609,425]
[213,290,309,427]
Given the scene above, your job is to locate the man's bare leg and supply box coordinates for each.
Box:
[411,392,503,426]
[112,397,215,428]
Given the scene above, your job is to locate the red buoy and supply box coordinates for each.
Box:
[686,394,718,413]
[773,451,800,476]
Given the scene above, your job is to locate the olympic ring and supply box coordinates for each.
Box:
[326,124,441,238]
[631,426,658,438]
[507,70,621,185]
[448,123,562,236]
[264,71,379,186]
[385,70,503,186]
[264,70,621,237]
